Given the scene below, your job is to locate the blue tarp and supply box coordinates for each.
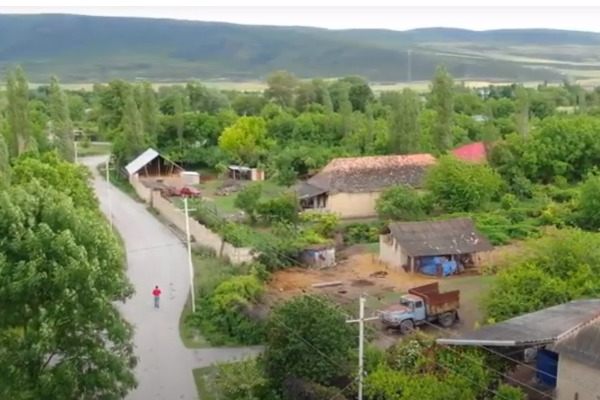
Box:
[419,256,458,277]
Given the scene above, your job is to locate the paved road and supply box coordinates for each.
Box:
[82,156,262,400]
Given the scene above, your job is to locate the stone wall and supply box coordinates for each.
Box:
[130,176,255,264]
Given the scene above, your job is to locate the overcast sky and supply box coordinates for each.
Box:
[1,6,599,32]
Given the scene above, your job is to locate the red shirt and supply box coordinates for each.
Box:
[152,288,161,297]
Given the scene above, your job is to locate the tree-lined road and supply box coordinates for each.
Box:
[83,156,262,400]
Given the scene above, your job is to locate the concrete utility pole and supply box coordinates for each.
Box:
[74,140,78,163]
[347,294,379,400]
[105,159,114,230]
[182,197,197,313]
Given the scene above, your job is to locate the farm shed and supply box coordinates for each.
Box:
[379,217,493,275]
[436,299,600,399]
[294,154,436,219]
[125,148,183,182]
[299,243,336,269]
[228,165,265,181]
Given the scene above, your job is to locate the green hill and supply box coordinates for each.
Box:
[1,14,599,83]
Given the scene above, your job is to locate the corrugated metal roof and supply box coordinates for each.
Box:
[549,317,600,369]
[386,217,494,257]
[125,148,160,176]
[437,299,600,347]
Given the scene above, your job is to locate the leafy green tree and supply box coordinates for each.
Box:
[577,171,600,230]
[264,70,299,108]
[256,192,300,225]
[209,357,271,400]
[429,65,455,152]
[0,133,10,187]
[97,80,130,138]
[514,86,530,137]
[376,185,425,221]
[263,295,355,388]
[139,81,159,147]
[339,75,374,112]
[338,85,353,136]
[483,228,600,322]
[48,75,75,162]
[0,181,136,399]
[10,152,97,209]
[112,87,146,166]
[173,89,184,151]
[234,182,264,222]
[425,155,504,212]
[218,116,273,166]
[5,66,32,156]
[389,89,421,154]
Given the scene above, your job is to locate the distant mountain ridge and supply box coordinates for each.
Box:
[0,14,598,83]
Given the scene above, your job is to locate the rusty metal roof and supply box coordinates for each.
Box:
[549,317,600,369]
[437,299,600,347]
[385,217,494,257]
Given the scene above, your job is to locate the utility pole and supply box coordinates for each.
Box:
[105,159,114,230]
[74,140,78,163]
[346,294,379,400]
[182,196,197,313]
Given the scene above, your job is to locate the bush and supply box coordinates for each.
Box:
[425,155,505,212]
[471,213,540,246]
[343,221,384,245]
[299,212,340,238]
[191,274,266,346]
[375,185,425,221]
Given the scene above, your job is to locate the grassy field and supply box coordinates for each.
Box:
[76,141,111,156]
[25,77,588,94]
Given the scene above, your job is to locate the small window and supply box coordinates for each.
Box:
[415,301,423,308]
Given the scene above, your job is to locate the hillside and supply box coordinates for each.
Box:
[1,14,600,83]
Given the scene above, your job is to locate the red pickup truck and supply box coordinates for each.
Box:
[168,186,201,197]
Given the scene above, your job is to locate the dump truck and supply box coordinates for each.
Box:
[378,282,460,334]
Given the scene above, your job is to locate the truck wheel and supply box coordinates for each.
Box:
[400,319,415,335]
[438,312,456,328]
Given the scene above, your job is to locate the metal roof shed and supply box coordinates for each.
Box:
[436,299,600,347]
[125,148,183,178]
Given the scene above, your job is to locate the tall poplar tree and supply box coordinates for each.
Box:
[430,64,455,153]
[139,81,159,147]
[389,88,422,154]
[48,75,75,162]
[5,66,31,156]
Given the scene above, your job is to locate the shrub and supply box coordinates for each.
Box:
[375,185,425,221]
[343,221,384,245]
[191,274,266,346]
[425,155,504,212]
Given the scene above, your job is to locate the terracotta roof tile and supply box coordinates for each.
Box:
[296,154,436,195]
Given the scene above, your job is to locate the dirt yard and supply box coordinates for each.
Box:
[265,244,512,347]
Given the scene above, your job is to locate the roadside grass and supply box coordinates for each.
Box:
[77,141,111,156]
[193,367,216,400]
[97,164,143,202]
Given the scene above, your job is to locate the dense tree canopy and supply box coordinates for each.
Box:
[0,180,136,399]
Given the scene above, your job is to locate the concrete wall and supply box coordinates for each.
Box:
[129,176,254,265]
[327,191,380,219]
[379,234,408,270]
[556,357,600,400]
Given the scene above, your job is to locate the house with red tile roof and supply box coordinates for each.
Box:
[294,154,437,219]
[452,142,487,163]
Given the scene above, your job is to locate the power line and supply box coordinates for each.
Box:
[371,296,596,397]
